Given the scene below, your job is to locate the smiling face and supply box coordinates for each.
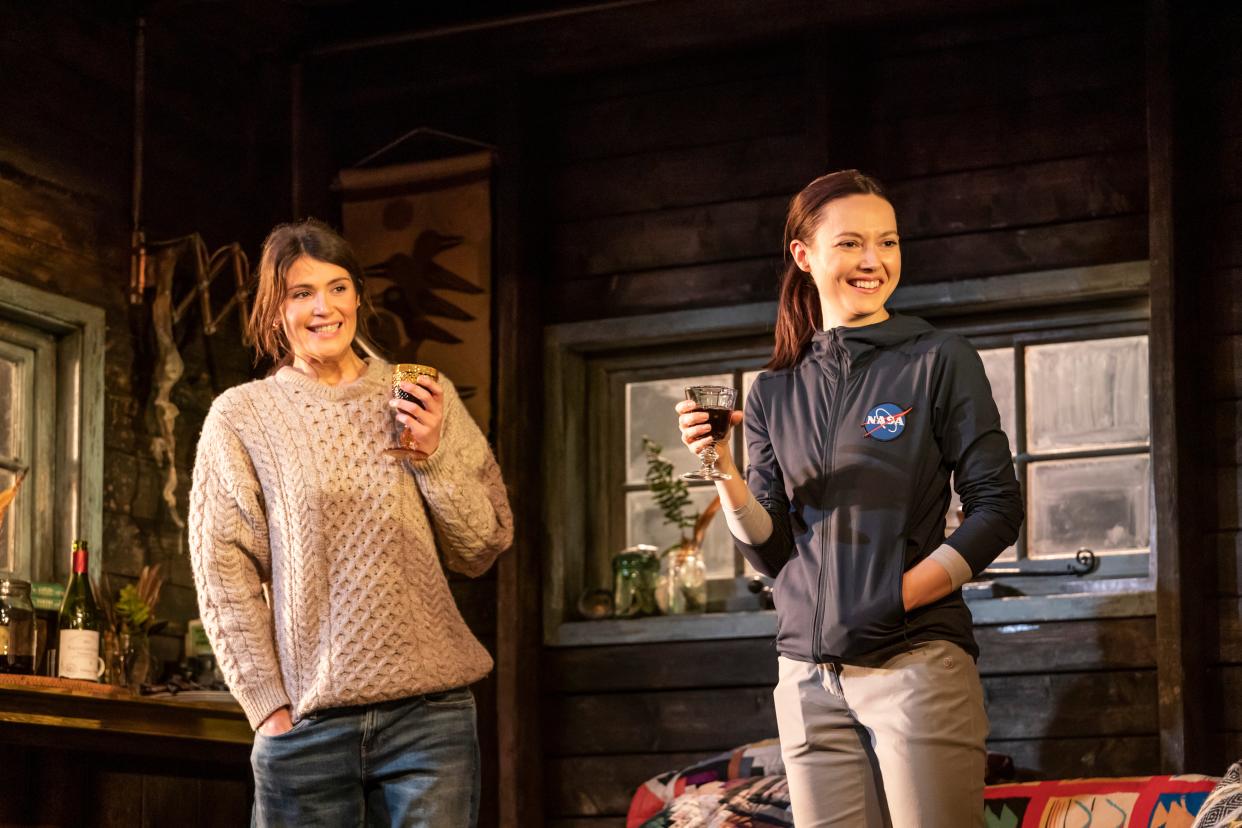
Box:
[279,255,360,370]
[790,193,901,329]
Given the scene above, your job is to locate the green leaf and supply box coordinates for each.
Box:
[642,436,698,531]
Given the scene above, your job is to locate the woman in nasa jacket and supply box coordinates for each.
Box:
[676,170,1023,828]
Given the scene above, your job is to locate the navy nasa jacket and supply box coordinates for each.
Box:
[737,313,1023,663]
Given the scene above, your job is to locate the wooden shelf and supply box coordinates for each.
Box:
[0,674,251,763]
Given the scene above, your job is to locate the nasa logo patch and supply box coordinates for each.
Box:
[862,403,911,442]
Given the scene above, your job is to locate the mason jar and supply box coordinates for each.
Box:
[612,545,659,618]
[0,579,36,675]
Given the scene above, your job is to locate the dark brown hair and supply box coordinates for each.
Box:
[767,170,888,370]
[248,218,373,367]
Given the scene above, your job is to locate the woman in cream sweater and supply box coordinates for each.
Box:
[189,219,512,827]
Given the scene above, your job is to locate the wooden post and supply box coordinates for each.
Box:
[1148,0,1213,772]
[494,79,545,827]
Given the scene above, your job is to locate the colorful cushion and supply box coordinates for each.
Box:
[985,775,1219,828]
[627,739,786,828]
[1191,760,1242,827]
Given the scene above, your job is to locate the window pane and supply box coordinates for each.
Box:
[626,488,735,580]
[0,357,15,457]
[626,374,731,484]
[1025,336,1150,453]
[978,348,1016,457]
[1027,454,1150,559]
[0,467,15,573]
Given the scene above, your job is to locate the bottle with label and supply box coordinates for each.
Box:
[57,540,101,681]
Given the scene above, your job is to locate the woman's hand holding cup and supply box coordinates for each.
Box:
[675,399,743,476]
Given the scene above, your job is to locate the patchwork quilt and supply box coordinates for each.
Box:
[984,775,1218,828]
[628,740,1231,828]
[627,739,790,828]
[1191,760,1242,828]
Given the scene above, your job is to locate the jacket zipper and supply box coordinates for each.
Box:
[811,334,850,663]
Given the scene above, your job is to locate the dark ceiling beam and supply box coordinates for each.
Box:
[305,0,1057,85]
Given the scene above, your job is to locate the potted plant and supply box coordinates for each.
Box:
[642,436,719,614]
[98,564,165,691]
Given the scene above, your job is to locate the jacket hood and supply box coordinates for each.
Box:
[809,312,936,365]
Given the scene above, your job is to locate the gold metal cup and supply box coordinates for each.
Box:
[387,363,439,457]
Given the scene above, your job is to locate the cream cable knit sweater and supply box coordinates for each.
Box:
[188,358,513,729]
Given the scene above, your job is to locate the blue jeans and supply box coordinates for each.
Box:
[251,688,480,827]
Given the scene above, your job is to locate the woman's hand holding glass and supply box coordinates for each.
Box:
[676,399,744,476]
[388,374,445,461]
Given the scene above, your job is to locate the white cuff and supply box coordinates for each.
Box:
[928,544,973,591]
[724,491,773,546]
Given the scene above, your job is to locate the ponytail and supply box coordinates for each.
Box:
[765,169,887,371]
[767,260,821,370]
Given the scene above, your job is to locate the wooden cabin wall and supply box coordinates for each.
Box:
[1202,6,1242,766]
[0,7,287,822]
[540,10,1157,826]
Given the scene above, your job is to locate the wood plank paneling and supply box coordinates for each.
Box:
[142,776,202,828]
[1210,269,1242,333]
[870,26,1141,118]
[1218,466,1242,531]
[983,671,1156,741]
[1213,338,1242,402]
[549,687,777,755]
[899,215,1148,285]
[553,75,803,162]
[1219,533,1242,596]
[886,153,1147,239]
[1221,599,1242,663]
[547,752,715,817]
[867,86,1145,180]
[551,134,818,220]
[549,669,1155,757]
[551,258,780,323]
[559,46,792,104]
[553,205,1145,286]
[1223,667,1242,731]
[1215,404,1242,465]
[975,618,1156,674]
[545,618,1157,694]
[986,736,1161,778]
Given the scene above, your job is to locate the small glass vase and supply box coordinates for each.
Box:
[612,545,659,618]
[102,628,126,686]
[657,542,707,615]
[120,630,150,692]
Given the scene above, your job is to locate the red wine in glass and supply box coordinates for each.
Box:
[683,385,738,481]
[702,406,733,441]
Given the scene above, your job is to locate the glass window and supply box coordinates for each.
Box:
[1025,336,1149,453]
[1027,455,1151,558]
[0,276,104,585]
[949,333,1150,572]
[0,338,35,578]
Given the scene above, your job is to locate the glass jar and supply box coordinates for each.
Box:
[612,545,659,618]
[0,579,36,674]
[657,543,708,615]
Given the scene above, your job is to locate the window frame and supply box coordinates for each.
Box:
[956,309,1152,588]
[543,261,1154,645]
[0,275,105,584]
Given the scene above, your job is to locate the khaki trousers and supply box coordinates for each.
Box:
[773,641,988,828]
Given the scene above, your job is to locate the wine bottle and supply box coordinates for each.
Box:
[57,540,101,681]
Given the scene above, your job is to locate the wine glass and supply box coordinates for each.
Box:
[682,385,738,481]
[384,363,438,459]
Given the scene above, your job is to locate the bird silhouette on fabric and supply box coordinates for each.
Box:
[364,229,482,400]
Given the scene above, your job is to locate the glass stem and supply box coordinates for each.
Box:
[701,442,718,470]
